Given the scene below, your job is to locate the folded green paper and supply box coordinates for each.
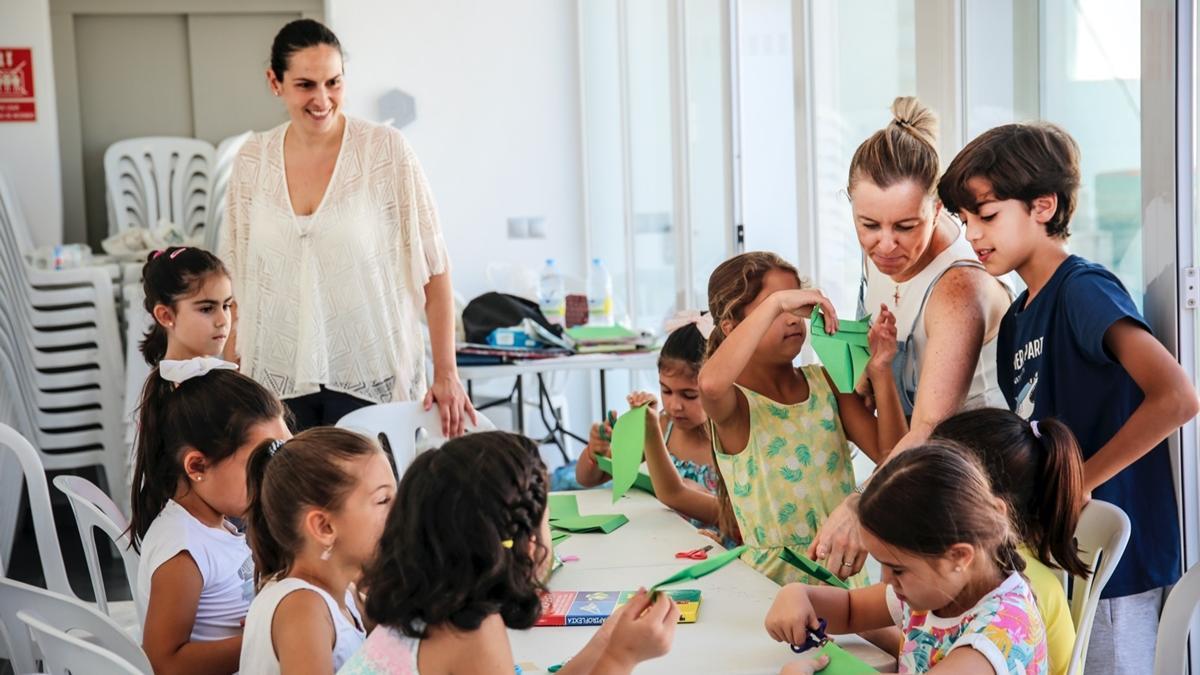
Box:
[549,513,629,534]
[810,310,871,394]
[595,455,656,495]
[609,404,649,502]
[650,545,748,591]
[779,547,850,590]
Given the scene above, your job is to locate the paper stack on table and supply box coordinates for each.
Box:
[565,325,649,353]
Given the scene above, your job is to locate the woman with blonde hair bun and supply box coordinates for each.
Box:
[807,97,1012,579]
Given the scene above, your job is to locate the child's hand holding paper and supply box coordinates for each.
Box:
[592,590,679,673]
[865,304,898,377]
[626,391,658,410]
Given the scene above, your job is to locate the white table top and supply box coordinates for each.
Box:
[458,351,660,380]
[508,490,896,674]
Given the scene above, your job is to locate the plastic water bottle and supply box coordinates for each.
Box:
[586,258,614,326]
[538,259,566,325]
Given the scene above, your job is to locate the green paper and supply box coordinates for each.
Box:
[609,405,649,502]
[809,309,872,394]
[779,547,850,589]
[549,494,580,519]
[809,641,876,674]
[650,545,748,591]
[549,514,629,533]
[566,325,639,342]
[551,530,572,545]
[595,454,656,495]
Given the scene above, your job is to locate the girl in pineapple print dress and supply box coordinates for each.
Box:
[698,252,908,587]
[766,444,1048,674]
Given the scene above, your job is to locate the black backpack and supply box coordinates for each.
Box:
[462,292,565,344]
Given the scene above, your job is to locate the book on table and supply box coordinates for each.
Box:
[535,589,701,626]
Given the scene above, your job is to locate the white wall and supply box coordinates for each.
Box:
[329,0,593,455]
[0,0,63,247]
[328,0,586,302]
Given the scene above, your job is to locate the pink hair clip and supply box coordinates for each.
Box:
[151,249,164,259]
[169,247,188,259]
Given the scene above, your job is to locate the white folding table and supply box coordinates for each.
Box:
[458,352,660,459]
[509,489,897,674]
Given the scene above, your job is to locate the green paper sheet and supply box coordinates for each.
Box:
[595,455,656,495]
[779,547,850,589]
[549,514,629,534]
[809,641,877,674]
[551,530,572,545]
[650,545,748,591]
[809,309,871,394]
[549,494,580,519]
[566,325,639,342]
[609,405,649,503]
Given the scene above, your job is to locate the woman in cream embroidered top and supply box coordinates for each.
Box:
[220,18,475,432]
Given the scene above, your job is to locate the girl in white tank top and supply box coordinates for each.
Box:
[239,429,397,674]
[241,578,365,674]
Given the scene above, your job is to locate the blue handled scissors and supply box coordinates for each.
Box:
[790,617,830,653]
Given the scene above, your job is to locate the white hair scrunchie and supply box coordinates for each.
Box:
[664,310,715,340]
[158,356,238,384]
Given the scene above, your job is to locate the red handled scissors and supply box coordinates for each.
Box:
[675,544,714,560]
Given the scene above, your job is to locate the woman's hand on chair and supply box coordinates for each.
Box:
[423,373,477,438]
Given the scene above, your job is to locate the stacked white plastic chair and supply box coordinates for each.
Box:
[104,137,214,239]
[0,171,130,568]
[203,130,252,253]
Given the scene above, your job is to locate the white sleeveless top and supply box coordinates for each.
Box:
[862,220,1008,414]
[239,577,366,674]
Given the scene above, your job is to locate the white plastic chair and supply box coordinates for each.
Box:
[1153,561,1200,675]
[53,475,143,632]
[0,171,130,522]
[336,402,496,475]
[203,130,252,253]
[103,137,215,237]
[1060,499,1132,675]
[0,577,151,675]
[19,611,145,675]
[0,423,72,595]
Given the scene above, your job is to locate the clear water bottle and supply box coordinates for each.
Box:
[538,258,566,325]
[586,257,613,326]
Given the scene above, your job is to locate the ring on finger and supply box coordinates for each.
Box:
[841,561,854,568]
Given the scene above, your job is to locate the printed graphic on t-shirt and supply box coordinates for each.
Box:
[1015,373,1038,420]
[238,555,256,601]
[1010,335,1044,420]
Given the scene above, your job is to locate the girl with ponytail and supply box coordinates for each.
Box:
[932,408,1088,675]
[131,361,288,675]
[766,443,1049,674]
[139,246,235,366]
[239,428,394,674]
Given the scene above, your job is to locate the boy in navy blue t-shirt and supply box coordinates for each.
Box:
[938,123,1199,675]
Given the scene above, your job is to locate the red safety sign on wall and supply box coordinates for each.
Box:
[0,48,36,122]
